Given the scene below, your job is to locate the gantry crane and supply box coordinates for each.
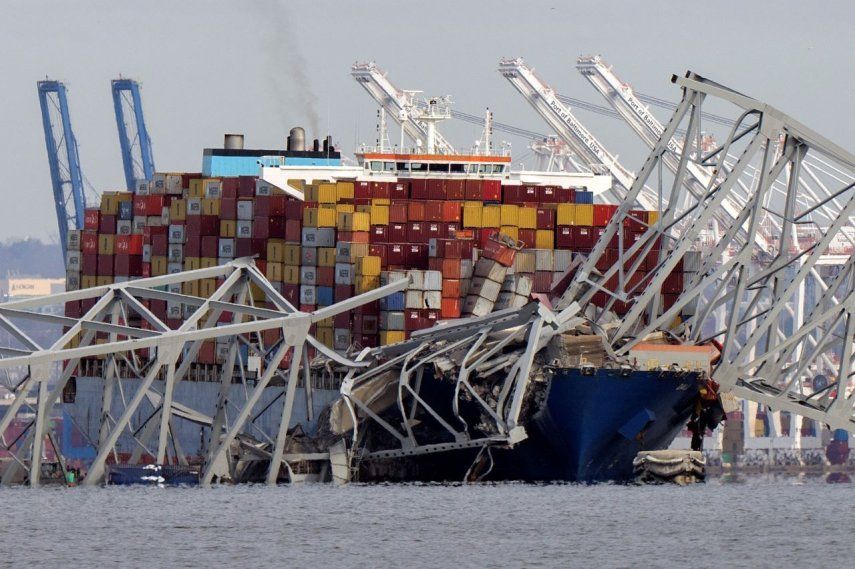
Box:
[351,62,456,154]
[497,58,658,209]
[112,78,155,191]
[37,80,86,256]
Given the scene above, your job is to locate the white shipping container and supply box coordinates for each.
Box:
[553,250,573,272]
[255,179,273,196]
[205,180,222,198]
[684,251,701,273]
[134,179,150,195]
[427,238,439,258]
[513,251,536,274]
[381,270,407,286]
[218,238,235,258]
[167,282,182,294]
[314,228,336,248]
[535,249,554,272]
[463,294,494,317]
[166,174,183,195]
[470,277,502,302]
[406,270,424,291]
[146,216,163,227]
[300,266,317,285]
[187,198,202,215]
[168,246,184,263]
[66,230,81,252]
[423,270,443,291]
[513,275,533,297]
[237,200,254,220]
[333,328,352,351]
[460,259,474,279]
[65,272,80,291]
[381,311,406,331]
[474,258,507,282]
[142,244,152,263]
[152,173,167,194]
[301,228,318,246]
[116,220,132,235]
[166,302,182,319]
[160,207,170,225]
[168,224,185,244]
[217,257,232,266]
[423,291,442,309]
[65,250,81,270]
[405,290,424,309]
[299,285,317,305]
[236,220,252,238]
[133,217,147,234]
[335,263,354,285]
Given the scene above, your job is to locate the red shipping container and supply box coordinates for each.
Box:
[503,185,520,204]
[518,229,536,247]
[389,203,408,223]
[368,244,387,266]
[334,284,354,303]
[237,177,255,197]
[65,300,82,318]
[285,220,302,243]
[114,254,143,276]
[97,254,113,276]
[538,186,558,203]
[572,226,594,250]
[141,263,151,278]
[425,222,445,240]
[446,180,465,200]
[441,258,464,279]
[387,244,406,265]
[186,215,219,236]
[254,196,270,217]
[268,195,287,216]
[482,180,501,201]
[440,298,462,319]
[115,234,144,255]
[371,181,391,200]
[82,231,98,254]
[557,186,575,203]
[426,179,445,200]
[446,223,462,238]
[146,195,165,216]
[253,217,270,240]
[99,215,117,235]
[388,223,407,243]
[481,239,516,267]
[82,253,97,275]
[144,225,167,239]
[341,231,370,244]
[518,185,538,204]
[221,177,239,198]
[133,195,147,216]
[281,284,299,305]
[441,201,462,223]
[441,279,462,299]
[536,208,556,229]
[84,209,100,230]
[424,201,443,222]
[624,209,647,233]
[317,267,335,287]
[391,181,408,200]
[355,301,379,316]
[185,235,201,257]
[355,181,371,199]
[533,271,553,293]
[464,179,482,200]
[201,236,218,258]
[284,199,303,220]
[220,197,237,220]
[407,222,425,243]
[333,312,351,328]
[407,201,426,221]
[370,225,388,243]
[406,244,428,268]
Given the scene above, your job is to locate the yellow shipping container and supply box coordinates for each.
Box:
[266,262,283,281]
[303,208,319,227]
[282,266,300,285]
[287,179,304,192]
[303,184,319,202]
[335,203,355,214]
[353,211,370,232]
[371,198,391,206]
[380,331,406,345]
[356,204,371,214]
[98,234,114,255]
[199,279,217,298]
[647,210,659,225]
[200,257,216,269]
[463,204,483,228]
[575,204,594,226]
[318,248,337,267]
[184,257,201,271]
[557,204,576,225]
[318,206,337,228]
[317,327,334,349]
[220,220,236,237]
[188,179,205,198]
[355,275,381,293]
[318,183,337,203]
[518,207,537,229]
[482,205,501,227]
[81,275,98,289]
[340,243,369,262]
[150,257,167,276]
[250,281,265,302]
[169,199,187,221]
[500,226,519,241]
[500,204,519,227]
[357,256,382,276]
[96,276,113,287]
[337,212,353,231]
[535,230,555,249]
[267,239,286,262]
[183,281,200,297]
[370,205,389,226]
[99,192,119,215]
[283,244,301,266]
[336,181,355,200]
[201,198,221,216]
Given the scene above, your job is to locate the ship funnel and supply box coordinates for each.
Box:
[224,134,244,150]
[288,126,306,151]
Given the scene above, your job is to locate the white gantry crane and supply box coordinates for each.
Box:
[497,57,659,209]
[559,70,855,434]
[351,61,456,154]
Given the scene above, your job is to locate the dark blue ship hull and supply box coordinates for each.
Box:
[489,368,702,482]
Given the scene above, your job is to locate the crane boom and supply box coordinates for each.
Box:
[37,80,86,256]
[111,78,155,192]
[351,62,456,155]
[497,58,658,209]
[576,55,772,253]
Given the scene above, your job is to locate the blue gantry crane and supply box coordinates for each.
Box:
[37,80,87,257]
[111,78,155,192]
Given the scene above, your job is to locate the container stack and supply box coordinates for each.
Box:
[67,173,685,359]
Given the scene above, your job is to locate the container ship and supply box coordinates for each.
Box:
[60,124,715,483]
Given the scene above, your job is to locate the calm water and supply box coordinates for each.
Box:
[2,477,854,568]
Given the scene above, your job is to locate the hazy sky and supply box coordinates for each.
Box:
[1,0,852,243]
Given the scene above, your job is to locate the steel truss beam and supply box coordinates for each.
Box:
[559,71,855,433]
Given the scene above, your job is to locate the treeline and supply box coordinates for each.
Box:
[0,238,64,277]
